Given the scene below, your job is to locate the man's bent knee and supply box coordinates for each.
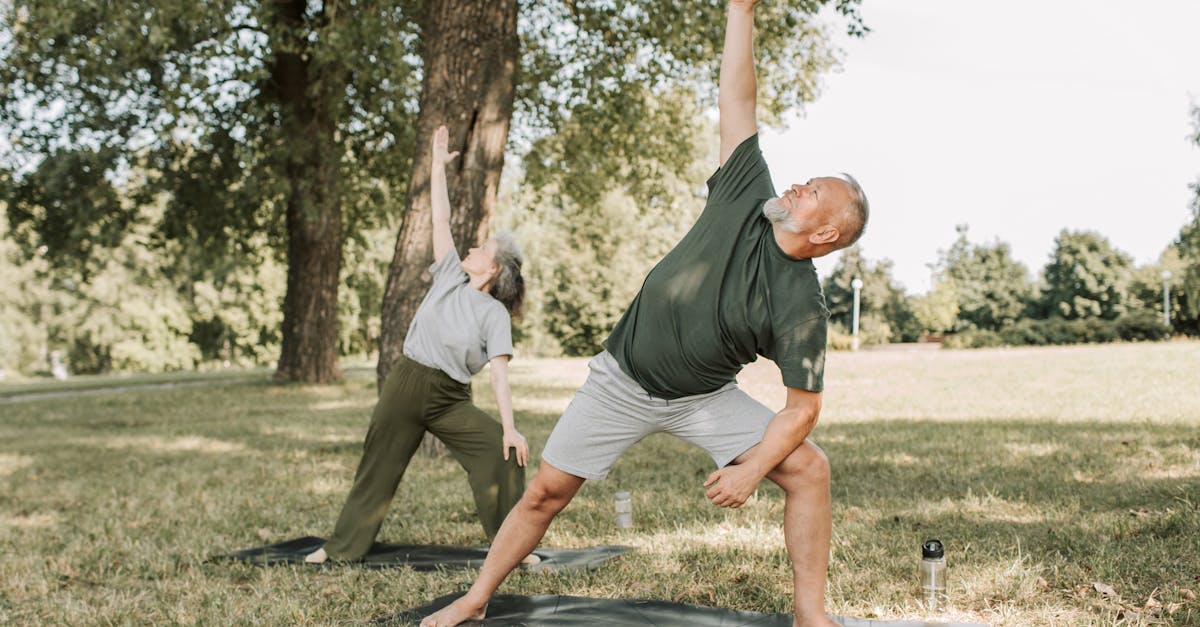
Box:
[521,463,584,514]
[771,441,830,487]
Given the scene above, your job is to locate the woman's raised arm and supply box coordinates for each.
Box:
[430,124,460,263]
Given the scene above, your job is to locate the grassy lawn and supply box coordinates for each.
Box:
[1,341,1198,625]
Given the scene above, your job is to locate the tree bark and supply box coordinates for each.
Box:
[270,0,346,384]
[378,0,519,392]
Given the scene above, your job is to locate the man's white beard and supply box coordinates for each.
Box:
[762,197,799,233]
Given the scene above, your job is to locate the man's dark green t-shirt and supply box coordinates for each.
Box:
[605,134,829,399]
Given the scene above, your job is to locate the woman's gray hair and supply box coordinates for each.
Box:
[488,231,526,317]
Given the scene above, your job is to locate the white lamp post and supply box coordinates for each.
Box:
[1161,270,1172,328]
[851,277,863,351]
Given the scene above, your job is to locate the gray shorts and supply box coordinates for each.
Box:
[541,351,775,480]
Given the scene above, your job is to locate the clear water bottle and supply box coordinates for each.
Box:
[920,539,947,608]
[614,491,633,528]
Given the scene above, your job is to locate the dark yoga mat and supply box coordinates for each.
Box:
[382,593,989,627]
[216,536,632,574]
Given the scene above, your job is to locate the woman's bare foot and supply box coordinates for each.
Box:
[420,596,487,627]
[303,547,327,564]
[489,546,541,566]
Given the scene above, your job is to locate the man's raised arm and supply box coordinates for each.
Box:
[718,0,760,166]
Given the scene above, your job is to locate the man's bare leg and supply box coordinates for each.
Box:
[749,440,837,627]
[420,462,585,627]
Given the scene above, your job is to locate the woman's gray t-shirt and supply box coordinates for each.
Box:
[402,248,513,384]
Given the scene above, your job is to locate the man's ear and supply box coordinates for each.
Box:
[808,224,840,245]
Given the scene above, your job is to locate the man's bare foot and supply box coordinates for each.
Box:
[419,596,486,627]
[303,547,327,564]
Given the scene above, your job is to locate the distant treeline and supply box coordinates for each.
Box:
[3,179,1198,377]
[823,224,1198,350]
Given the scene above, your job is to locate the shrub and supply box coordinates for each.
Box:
[1115,310,1170,341]
[964,313,1171,350]
[942,329,1003,349]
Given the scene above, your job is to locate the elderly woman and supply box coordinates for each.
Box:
[306,124,529,563]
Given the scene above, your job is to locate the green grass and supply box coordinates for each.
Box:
[0,368,273,398]
[1,341,1198,625]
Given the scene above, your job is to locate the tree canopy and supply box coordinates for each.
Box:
[934,224,1034,331]
[1041,229,1133,320]
[1,0,865,382]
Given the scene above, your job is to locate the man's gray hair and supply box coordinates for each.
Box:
[489,231,526,317]
[834,172,869,247]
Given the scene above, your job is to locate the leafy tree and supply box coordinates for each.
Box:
[0,207,52,375]
[824,246,920,343]
[1170,105,1200,334]
[912,273,959,335]
[375,0,865,386]
[1,1,863,385]
[1,1,420,383]
[935,225,1035,331]
[1122,247,1191,336]
[500,114,712,356]
[1040,229,1133,320]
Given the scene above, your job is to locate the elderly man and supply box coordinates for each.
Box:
[423,1,867,625]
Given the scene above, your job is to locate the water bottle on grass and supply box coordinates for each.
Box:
[614,491,633,528]
[920,538,947,608]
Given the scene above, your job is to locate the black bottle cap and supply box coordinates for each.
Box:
[922,539,944,559]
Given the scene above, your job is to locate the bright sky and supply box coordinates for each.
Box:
[759,0,1200,294]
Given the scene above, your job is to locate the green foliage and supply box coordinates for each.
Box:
[2,0,862,378]
[824,246,920,343]
[516,1,859,208]
[336,226,392,358]
[1040,229,1133,320]
[185,248,286,367]
[1113,309,1172,342]
[2,148,130,273]
[911,274,958,335]
[1,0,419,265]
[1171,108,1200,333]
[941,328,1002,349]
[935,224,1035,331]
[0,0,862,265]
[944,313,1169,350]
[507,177,703,357]
[0,216,50,374]
[0,193,291,375]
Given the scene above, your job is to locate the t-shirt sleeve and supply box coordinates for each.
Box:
[705,134,776,206]
[770,315,828,392]
[428,247,467,288]
[482,305,514,361]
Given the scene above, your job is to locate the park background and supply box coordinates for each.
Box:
[1,1,1199,625]
[1,0,1199,379]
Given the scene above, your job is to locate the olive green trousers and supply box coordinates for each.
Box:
[323,355,524,561]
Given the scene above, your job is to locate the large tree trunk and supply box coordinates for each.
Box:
[378,0,519,392]
[270,0,346,384]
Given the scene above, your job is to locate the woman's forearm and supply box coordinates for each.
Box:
[430,162,454,262]
[429,125,458,262]
[488,357,516,431]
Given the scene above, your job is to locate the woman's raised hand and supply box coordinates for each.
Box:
[431,125,460,166]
